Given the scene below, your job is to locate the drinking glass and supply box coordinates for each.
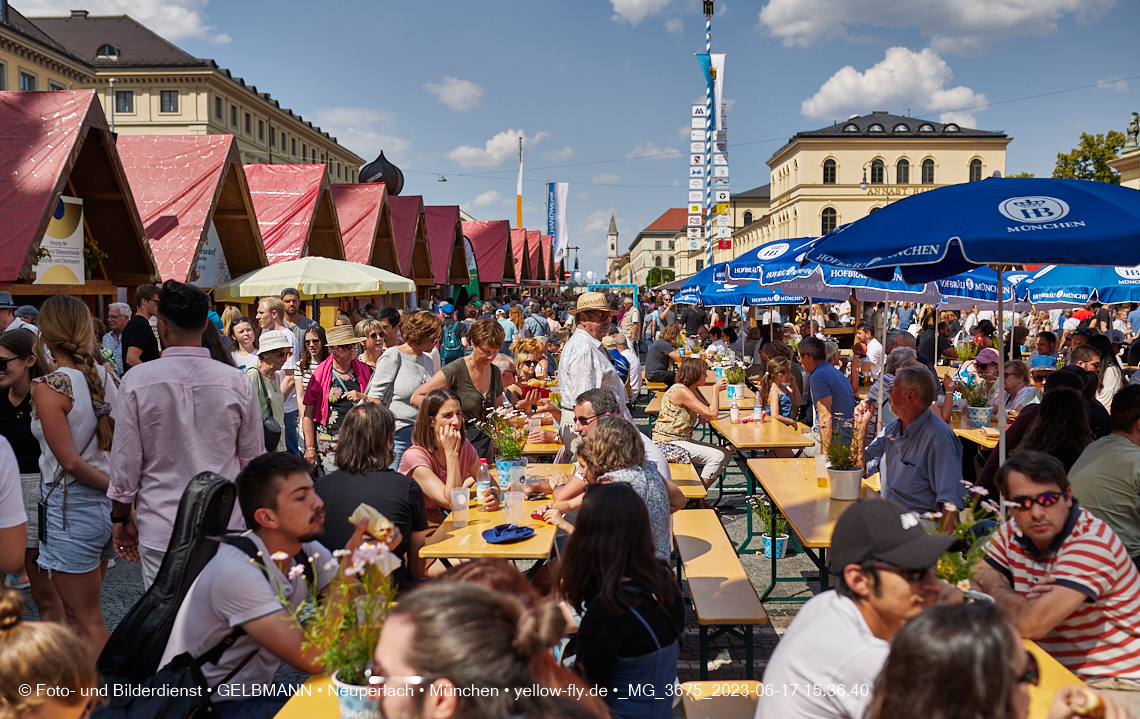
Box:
[450,487,469,528]
[509,464,527,489]
[505,491,526,525]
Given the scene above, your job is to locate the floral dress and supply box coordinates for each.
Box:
[599,464,671,560]
[315,371,360,475]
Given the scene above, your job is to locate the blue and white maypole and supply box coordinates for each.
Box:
[703,2,714,268]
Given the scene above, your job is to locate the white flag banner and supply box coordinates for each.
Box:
[711,54,725,131]
[547,182,570,263]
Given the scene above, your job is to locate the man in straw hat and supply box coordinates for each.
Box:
[109,281,264,591]
[557,292,632,451]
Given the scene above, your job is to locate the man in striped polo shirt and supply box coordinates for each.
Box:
[974,451,1140,710]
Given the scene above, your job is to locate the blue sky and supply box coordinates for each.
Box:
[23,0,1140,277]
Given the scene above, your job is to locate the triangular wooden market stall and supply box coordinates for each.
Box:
[330,183,399,274]
[509,228,532,287]
[118,135,266,289]
[244,164,346,264]
[462,220,515,299]
[540,234,556,286]
[526,229,545,283]
[0,90,156,306]
[388,195,436,300]
[424,205,471,291]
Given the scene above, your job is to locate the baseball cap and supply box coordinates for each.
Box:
[975,347,1001,365]
[280,287,300,299]
[601,336,616,350]
[14,305,37,322]
[439,302,454,315]
[1030,355,1057,372]
[1107,329,1127,345]
[828,500,965,575]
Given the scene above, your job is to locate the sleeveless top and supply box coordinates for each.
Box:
[30,365,118,484]
[651,385,697,443]
[767,390,793,418]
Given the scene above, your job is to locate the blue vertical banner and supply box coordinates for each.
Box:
[547,182,569,264]
[696,53,714,129]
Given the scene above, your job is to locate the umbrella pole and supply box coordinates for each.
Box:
[877,299,887,437]
[997,266,1007,466]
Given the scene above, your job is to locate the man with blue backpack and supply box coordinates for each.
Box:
[524,300,550,340]
[438,302,467,366]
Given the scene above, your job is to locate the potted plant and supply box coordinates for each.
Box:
[922,480,1000,596]
[958,376,995,427]
[724,363,746,400]
[954,342,979,365]
[477,406,529,485]
[262,541,399,718]
[750,498,789,559]
[823,419,864,501]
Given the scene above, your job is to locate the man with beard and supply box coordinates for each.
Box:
[159,453,393,717]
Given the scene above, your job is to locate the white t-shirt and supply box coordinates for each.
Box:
[865,337,884,380]
[0,436,26,529]
[160,531,336,700]
[755,591,889,719]
[277,328,301,413]
[231,352,257,372]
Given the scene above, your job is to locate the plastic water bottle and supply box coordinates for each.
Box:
[752,402,763,422]
[476,460,493,511]
[730,398,740,424]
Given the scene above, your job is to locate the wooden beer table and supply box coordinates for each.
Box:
[950,411,1001,450]
[420,499,556,577]
[698,384,756,410]
[522,425,562,458]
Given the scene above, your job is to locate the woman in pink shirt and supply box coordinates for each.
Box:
[398,389,497,530]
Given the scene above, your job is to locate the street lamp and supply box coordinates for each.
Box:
[859,159,889,200]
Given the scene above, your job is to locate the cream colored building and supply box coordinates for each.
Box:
[1,5,363,177]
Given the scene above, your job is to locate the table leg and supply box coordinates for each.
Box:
[819,548,828,591]
[745,624,754,680]
[525,558,547,580]
[699,625,708,680]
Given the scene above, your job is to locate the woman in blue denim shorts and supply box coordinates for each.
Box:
[31,295,118,660]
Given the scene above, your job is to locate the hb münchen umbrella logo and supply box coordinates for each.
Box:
[998,196,1070,223]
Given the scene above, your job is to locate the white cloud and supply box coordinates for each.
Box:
[626,141,681,160]
[576,191,590,200]
[801,47,986,127]
[1097,78,1129,92]
[471,190,502,207]
[446,129,550,168]
[724,98,736,113]
[592,173,621,184]
[610,0,673,25]
[20,0,231,42]
[543,146,574,161]
[307,107,410,160]
[423,77,484,112]
[584,209,618,233]
[758,0,1115,54]
[665,17,684,34]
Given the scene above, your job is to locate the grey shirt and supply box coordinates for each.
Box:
[365,346,434,431]
[864,408,965,513]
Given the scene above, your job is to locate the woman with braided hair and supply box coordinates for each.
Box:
[31,294,118,661]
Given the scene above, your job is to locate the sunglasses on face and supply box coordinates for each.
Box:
[1007,490,1065,511]
[304,339,322,345]
[521,360,539,367]
[1018,651,1040,686]
[871,562,933,583]
[0,356,24,369]
[574,413,601,427]
[368,333,384,340]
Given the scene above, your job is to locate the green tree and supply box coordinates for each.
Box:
[1007,171,1035,178]
[646,268,675,287]
[1053,130,1125,183]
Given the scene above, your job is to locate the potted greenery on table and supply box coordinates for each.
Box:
[823,418,865,501]
[724,363,746,400]
[959,376,995,427]
[750,497,789,559]
[477,406,529,484]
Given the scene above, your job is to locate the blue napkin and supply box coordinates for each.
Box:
[482,524,535,544]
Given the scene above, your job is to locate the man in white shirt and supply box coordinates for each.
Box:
[616,334,642,399]
[755,500,962,719]
[256,296,301,455]
[556,293,632,448]
[857,323,884,380]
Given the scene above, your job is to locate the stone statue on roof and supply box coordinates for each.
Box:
[1127,112,1139,150]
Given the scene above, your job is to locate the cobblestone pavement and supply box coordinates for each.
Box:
[15,396,819,712]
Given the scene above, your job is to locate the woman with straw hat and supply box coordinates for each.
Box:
[301,325,372,474]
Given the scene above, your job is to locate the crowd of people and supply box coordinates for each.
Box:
[3,282,1140,718]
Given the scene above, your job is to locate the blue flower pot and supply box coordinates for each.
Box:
[763,534,789,560]
[967,405,993,428]
[331,670,382,719]
[495,458,526,487]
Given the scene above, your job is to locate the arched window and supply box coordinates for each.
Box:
[918,124,934,133]
[823,159,836,184]
[843,123,858,132]
[944,123,960,132]
[655,256,662,267]
[96,44,120,59]
[868,124,884,133]
[896,159,910,184]
[668,256,675,268]
[969,159,983,182]
[743,211,753,225]
[821,208,837,235]
[893,124,909,132]
[921,159,935,184]
[870,159,885,184]
[869,207,882,214]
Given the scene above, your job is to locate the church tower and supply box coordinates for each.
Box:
[605,213,618,280]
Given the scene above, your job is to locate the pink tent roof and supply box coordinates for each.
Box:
[243,164,344,263]
[329,183,399,273]
[118,135,265,282]
[526,229,542,280]
[424,205,466,285]
[540,234,554,283]
[462,220,513,284]
[0,89,153,284]
[510,229,530,283]
[388,195,434,284]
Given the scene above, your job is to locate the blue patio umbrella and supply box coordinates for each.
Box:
[806,178,1140,284]
[936,266,1031,310]
[1019,264,1140,306]
[675,262,807,306]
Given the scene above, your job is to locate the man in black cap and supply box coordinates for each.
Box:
[755,499,963,719]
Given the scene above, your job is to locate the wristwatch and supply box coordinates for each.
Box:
[111,513,131,526]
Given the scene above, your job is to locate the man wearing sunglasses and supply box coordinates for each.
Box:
[557,293,632,448]
[974,451,1140,698]
[757,499,963,719]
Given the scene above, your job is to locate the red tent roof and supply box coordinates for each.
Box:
[244,164,344,263]
[540,234,553,282]
[388,195,434,284]
[525,229,543,280]
[118,135,265,283]
[329,183,399,273]
[0,90,153,284]
[462,220,513,284]
[510,229,530,283]
[424,205,467,285]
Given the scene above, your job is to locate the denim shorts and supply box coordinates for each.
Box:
[36,479,114,574]
[20,472,40,549]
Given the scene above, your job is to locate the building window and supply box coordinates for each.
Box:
[230,106,237,127]
[655,256,662,267]
[869,206,881,214]
[668,239,674,250]
[893,123,909,132]
[896,159,910,184]
[96,44,120,59]
[0,62,6,90]
[870,159,885,184]
[743,211,753,225]
[258,120,264,140]
[215,97,222,119]
[160,90,178,113]
[821,207,837,235]
[291,139,296,157]
[244,113,251,134]
[19,72,37,91]
[655,240,661,250]
[115,90,133,113]
[922,159,935,184]
[969,159,982,182]
[823,159,836,184]
[668,256,675,268]
[269,127,276,146]
[842,123,858,132]
[944,123,960,132]
[49,81,65,91]
[696,260,704,272]
[302,143,307,160]
[918,123,934,132]
[868,123,884,133]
